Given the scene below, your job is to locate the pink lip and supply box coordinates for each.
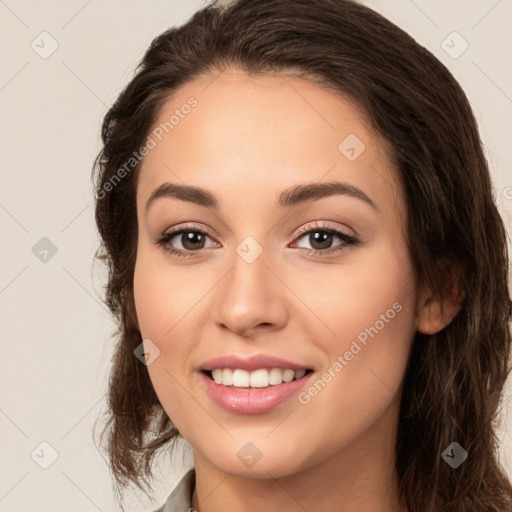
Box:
[198,370,314,414]
[199,354,313,372]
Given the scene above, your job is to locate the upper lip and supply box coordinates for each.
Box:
[199,354,314,372]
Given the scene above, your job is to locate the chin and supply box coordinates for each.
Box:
[192,435,319,480]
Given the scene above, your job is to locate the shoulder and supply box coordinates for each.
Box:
[152,468,196,512]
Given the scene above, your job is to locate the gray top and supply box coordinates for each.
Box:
[154,468,196,512]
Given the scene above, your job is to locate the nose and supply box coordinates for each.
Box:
[213,246,289,338]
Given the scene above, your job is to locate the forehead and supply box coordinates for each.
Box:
[136,69,403,217]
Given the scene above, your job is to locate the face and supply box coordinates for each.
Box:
[133,69,420,478]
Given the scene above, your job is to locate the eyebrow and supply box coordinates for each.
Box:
[145,181,379,213]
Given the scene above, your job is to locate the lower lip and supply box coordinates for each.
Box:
[199,371,314,414]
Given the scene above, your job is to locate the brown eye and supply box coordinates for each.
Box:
[292,226,358,256]
[178,231,207,250]
[305,231,335,250]
[155,224,219,259]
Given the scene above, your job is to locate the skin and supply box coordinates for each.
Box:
[133,69,460,512]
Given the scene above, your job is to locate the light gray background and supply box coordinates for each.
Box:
[1,1,511,510]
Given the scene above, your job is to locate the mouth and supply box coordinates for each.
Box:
[201,367,315,388]
[197,353,316,413]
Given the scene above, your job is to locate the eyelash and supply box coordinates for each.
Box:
[154,221,360,260]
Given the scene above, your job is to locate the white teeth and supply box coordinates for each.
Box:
[212,369,223,384]
[222,368,233,385]
[294,369,306,379]
[232,369,250,387]
[208,368,310,388]
[268,368,283,385]
[282,369,295,383]
[249,368,269,387]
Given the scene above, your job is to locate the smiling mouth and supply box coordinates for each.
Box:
[201,368,314,388]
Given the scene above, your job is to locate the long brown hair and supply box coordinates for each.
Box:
[92,0,512,510]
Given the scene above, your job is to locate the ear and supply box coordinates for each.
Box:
[417,276,464,336]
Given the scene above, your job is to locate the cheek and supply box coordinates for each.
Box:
[294,242,416,410]
[133,243,203,339]
[132,246,209,435]
[293,240,415,352]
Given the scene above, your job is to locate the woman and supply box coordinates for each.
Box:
[92,0,512,510]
